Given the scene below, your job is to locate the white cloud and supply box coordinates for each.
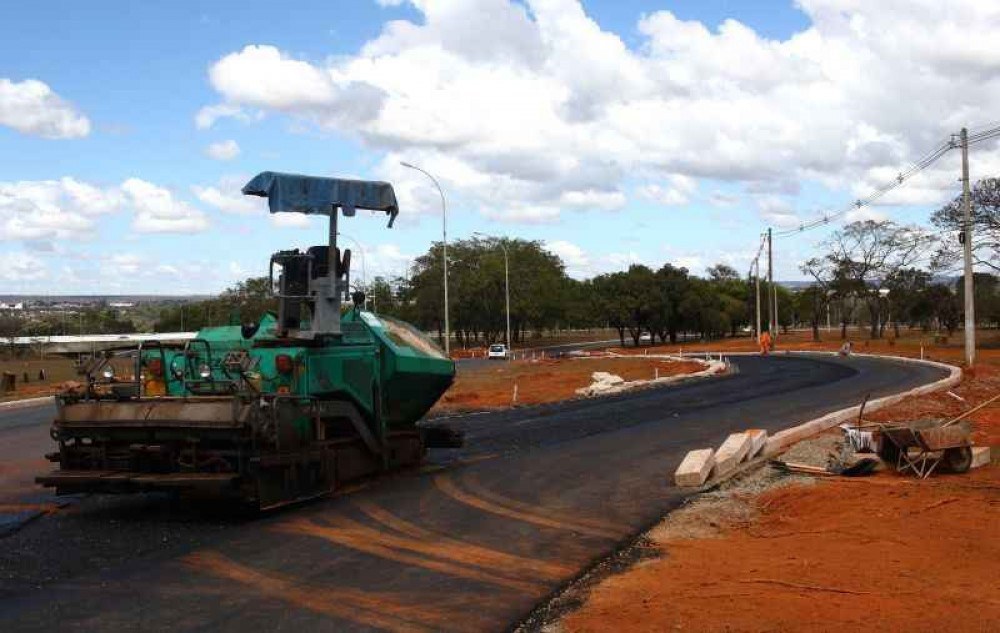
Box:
[195,103,256,129]
[204,139,240,160]
[482,206,561,224]
[757,195,801,229]
[0,252,48,282]
[121,178,209,234]
[103,253,142,275]
[544,239,591,277]
[545,239,589,267]
[193,178,259,214]
[367,243,413,278]
[208,45,341,111]
[0,78,90,139]
[0,177,213,241]
[270,212,313,229]
[638,175,697,206]
[709,191,739,207]
[202,0,1000,225]
[0,177,120,240]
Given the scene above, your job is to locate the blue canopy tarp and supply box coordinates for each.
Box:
[242,171,398,227]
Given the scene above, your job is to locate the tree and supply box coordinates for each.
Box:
[153,276,276,332]
[651,264,691,343]
[404,237,571,346]
[884,268,930,335]
[932,177,1000,273]
[794,285,828,341]
[926,284,961,333]
[818,220,929,338]
[590,273,630,346]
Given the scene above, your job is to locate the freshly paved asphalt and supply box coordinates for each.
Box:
[0,353,946,632]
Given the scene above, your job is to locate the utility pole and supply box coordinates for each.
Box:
[754,258,762,342]
[960,127,976,366]
[767,228,775,335]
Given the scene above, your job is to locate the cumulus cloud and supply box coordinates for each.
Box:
[195,103,256,129]
[193,176,260,214]
[204,139,240,160]
[200,0,1000,226]
[638,175,697,206]
[270,212,313,229]
[103,253,142,275]
[121,178,209,234]
[0,78,91,139]
[756,195,801,229]
[544,239,590,276]
[0,252,48,282]
[0,177,120,240]
[0,177,214,240]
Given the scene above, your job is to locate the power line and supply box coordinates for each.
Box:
[775,138,954,237]
[767,119,1000,239]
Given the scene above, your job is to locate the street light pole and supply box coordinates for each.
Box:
[474,232,511,351]
[401,161,450,355]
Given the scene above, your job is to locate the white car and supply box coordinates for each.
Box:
[487,343,509,360]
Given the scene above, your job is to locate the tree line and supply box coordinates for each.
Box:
[8,177,1000,348]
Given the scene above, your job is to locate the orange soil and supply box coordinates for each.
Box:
[643,326,1000,364]
[564,357,1000,633]
[433,357,706,414]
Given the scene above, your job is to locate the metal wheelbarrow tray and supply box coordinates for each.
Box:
[875,418,974,479]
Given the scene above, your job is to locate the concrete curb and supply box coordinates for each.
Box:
[0,395,54,411]
[742,351,963,456]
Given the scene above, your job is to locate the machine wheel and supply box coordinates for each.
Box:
[943,446,973,473]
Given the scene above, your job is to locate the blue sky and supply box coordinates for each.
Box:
[1,0,996,294]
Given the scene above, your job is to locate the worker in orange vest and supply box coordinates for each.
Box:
[759,330,772,356]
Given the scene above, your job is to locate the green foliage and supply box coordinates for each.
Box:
[384,237,573,344]
[153,276,277,332]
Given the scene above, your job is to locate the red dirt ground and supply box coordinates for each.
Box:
[563,344,1000,633]
[432,356,706,414]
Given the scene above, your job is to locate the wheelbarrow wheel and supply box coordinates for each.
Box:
[943,446,973,473]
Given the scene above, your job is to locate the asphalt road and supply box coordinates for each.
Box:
[0,353,946,632]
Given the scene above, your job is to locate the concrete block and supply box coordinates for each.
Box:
[675,448,715,487]
[746,429,768,458]
[971,446,991,469]
[714,432,752,476]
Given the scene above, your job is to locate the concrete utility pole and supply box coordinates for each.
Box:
[401,162,450,354]
[754,258,762,342]
[960,127,976,365]
[767,228,775,335]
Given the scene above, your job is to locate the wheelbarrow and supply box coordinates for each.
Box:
[875,418,973,479]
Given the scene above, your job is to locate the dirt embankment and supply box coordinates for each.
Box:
[561,364,1000,633]
[434,356,706,414]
